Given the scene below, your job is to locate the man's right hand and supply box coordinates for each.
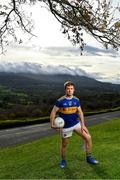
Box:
[51,124,56,129]
[51,124,62,130]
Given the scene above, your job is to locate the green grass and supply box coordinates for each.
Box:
[0,118,120,179]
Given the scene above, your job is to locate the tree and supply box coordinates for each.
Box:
[0,0,120,54]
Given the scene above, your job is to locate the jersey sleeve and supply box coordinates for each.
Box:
[76,99,81,107]
[55,100,61,108]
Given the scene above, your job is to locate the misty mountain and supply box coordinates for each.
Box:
[0,62,89,76]
[0,72,120,93]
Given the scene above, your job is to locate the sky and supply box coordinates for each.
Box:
[0,0,120,84]
[17,0,120,48]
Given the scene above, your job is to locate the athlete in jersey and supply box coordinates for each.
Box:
[55,96,80,128]
[50,81,99,168]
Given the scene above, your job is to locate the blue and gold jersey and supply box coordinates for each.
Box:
[55,96,80,128]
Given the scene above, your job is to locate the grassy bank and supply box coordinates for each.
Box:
[0,118,120,179]
[0,116,50,129]
[0,107,120,129]
[84,106,120,116]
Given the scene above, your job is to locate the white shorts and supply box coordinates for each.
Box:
[62,122,81,138]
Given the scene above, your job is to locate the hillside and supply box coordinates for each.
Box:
[0,72,120,120]
[0,72,120,90]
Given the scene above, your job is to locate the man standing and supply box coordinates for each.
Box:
[50,81,98,168]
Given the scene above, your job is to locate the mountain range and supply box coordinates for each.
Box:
[0,72,120,93]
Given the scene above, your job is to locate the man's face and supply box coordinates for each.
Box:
[65,85,75,97]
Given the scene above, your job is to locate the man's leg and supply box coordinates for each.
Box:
[74,126,99,164]
[60,137,69,168]
[75,126,92,154]
[61,137,69,160]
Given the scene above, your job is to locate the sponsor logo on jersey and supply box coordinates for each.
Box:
[59,106,77,114]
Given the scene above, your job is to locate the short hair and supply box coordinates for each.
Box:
[64,81,75,89]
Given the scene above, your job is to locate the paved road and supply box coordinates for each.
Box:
[0,111,120,148]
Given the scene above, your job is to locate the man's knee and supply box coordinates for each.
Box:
[86,134,92,142]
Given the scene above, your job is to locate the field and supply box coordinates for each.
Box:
[0,118,120,179]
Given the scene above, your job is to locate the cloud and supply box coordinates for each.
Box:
[34,46,120,57]
[7,44,120,58]
[0,60,119,84]
[0,61,100,79]
[0,45,119,84]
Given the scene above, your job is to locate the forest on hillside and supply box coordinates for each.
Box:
[0,73,120,120]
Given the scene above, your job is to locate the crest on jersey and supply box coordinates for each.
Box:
[68,101,72,106]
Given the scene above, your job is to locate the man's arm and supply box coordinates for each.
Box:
[50,105,59,128]
[77,106,89,133]
[77,106,85,126]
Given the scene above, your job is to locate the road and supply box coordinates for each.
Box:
[0,111,120,148]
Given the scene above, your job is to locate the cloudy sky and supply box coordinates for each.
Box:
[0,0,120,84]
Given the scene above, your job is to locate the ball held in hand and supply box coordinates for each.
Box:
[54,117,65,128]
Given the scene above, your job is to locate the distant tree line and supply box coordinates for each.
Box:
[0,85,120,120]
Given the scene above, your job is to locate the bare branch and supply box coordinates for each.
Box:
[0,0,36,53]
